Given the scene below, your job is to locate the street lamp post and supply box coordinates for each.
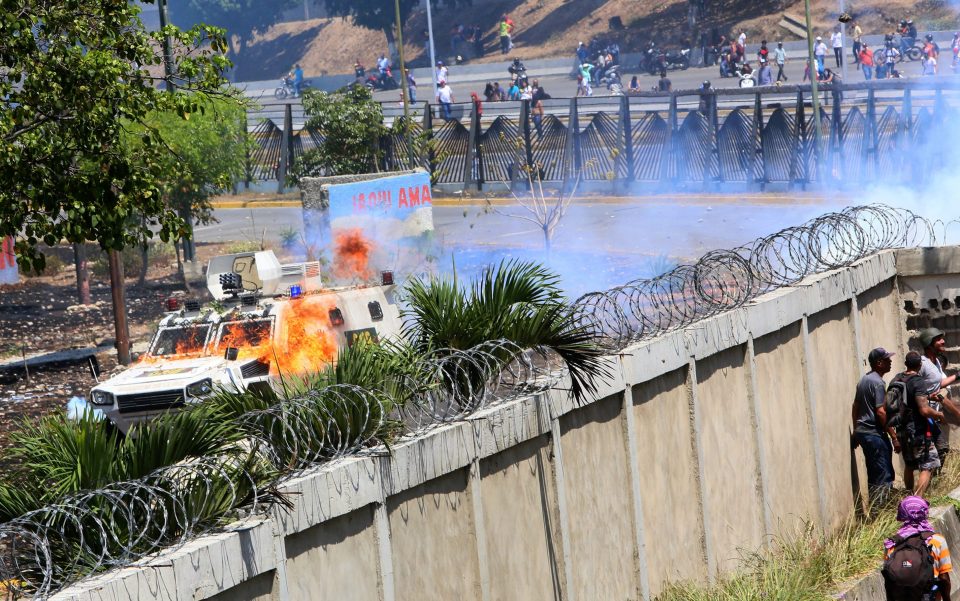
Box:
[425,0,438,98]
[394,0,416,167]
[803,0,823,173]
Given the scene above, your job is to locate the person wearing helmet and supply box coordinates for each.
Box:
[918,327,960,464]
[698,80,713,113]
[921,34,940,75]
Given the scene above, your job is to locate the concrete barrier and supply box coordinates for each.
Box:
[57,245,960,601]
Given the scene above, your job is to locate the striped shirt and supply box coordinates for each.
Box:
[885,533,953,578]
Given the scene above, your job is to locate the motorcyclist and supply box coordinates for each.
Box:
[354,59,366,80]
[376,54,390,86]
[899,19,916,55]
[508,57,526,85]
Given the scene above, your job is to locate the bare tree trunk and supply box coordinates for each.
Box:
[73,244,91,305]
[138,245,149,286]
[384,26,398,65]
[174,240,193,294]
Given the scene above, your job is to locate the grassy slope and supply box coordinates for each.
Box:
[233,0,959,80]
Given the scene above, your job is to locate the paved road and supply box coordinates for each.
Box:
[198,196,846,290]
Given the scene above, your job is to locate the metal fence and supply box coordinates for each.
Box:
[246,79,960,190]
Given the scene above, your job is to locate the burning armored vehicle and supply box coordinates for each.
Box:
[83,250,401,434]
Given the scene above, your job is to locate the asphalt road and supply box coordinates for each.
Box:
[197,195,845,265]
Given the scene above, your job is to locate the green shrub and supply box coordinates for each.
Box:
[223,240,266,254]
[21,252,65,277]
[90,242,176,277]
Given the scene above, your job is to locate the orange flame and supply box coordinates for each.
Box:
[334,228,374,280]
[268,295,339,375]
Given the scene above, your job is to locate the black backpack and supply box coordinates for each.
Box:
[884,373,918,440]
[882,531,936,600]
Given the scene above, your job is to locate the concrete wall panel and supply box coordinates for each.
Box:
[631,367,705,595]
[696,346,764,575]
[479,435,563,601]
[387,468,482,601]
[558,393,639,601]
[284,505,381,601]
[206,572,276,601]
[753,322,821,535]
[858,279,901,361]
[807,302,860,530]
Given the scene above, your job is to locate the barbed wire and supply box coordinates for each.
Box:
[0,204,946,598]
[573,205,937,349]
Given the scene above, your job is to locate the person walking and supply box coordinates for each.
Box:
[831,27,844,67]
[852,347,896,504]
[859,43,874,80]
[436,80,455,121]
[774,41,788,82]
[814,36,828,75]
[292,63,304,97]
[758,58,773,86]
[918,328,959,464]
[882,496,952,601]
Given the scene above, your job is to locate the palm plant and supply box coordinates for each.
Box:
[402,259,609,402]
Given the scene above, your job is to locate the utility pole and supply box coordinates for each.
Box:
[394,0,416,168]
[425,0,439,98]
[803,0,823,177]
[108,250,131,366]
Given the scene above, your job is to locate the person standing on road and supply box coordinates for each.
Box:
[852,21,863,68]
[774,41,788,82]
[574,42,589,76]
[292,63,304,97]
[436,80,455,121]
[831,27,844,67]
[758,58,773,86]
[530,93,544,138]
[852,347,896,504]
[657,70,671,91]
[405,69,417,103]
[859,43,874,80]
[814,36,828,75]
[498,14,514,54]
[435,60,448,85]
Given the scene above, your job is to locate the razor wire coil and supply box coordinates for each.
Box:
[0,204,949,598]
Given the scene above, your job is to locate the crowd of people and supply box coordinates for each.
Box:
[853,327,959,599]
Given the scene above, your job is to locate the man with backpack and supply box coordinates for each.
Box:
[883,495,952,600]
[889,351,947,496]
[853,347,896,503]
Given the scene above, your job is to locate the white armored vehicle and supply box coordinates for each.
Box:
[84,250,401,434]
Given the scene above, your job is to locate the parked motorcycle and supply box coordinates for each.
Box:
[364,69,399,91]
[663,48,691,70]
[734,64,755,88]
[274,77,312,99]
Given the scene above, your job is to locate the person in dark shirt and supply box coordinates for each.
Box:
[657,70,671,91]
[852,347,896,503]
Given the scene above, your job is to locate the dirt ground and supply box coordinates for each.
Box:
[235,0,959,80]
[0,242,250,451]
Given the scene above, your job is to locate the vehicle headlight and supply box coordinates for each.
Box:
[91,389,115,406]
[185,379,214,399]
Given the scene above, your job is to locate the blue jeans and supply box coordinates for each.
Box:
[854,431,894,498]
[441,101,452,120]
[862,65,873,80]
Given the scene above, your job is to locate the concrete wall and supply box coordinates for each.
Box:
[61,246,960,601]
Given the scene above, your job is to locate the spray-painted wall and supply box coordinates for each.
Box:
[57,246,950,601]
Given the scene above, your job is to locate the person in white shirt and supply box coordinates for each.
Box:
[831,28,844,67]
[737,30,746,48]
[814,36,828,75]
[435,61,448,85]
[436,80,455,121]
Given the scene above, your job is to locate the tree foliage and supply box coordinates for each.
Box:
[0,0,233,272]
[169,0,300,55]
[130,97,252,228]
[291,85,387,179]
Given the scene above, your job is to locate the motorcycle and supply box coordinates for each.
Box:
[364,69,399,91]
[639,44,660,75]
[734,64,755,88]
[274,77,312,99]
[663,48,691,70]
[508,59,528,85]
[600,64,622,88]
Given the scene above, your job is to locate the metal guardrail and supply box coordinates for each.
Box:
[245,78,960,190]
